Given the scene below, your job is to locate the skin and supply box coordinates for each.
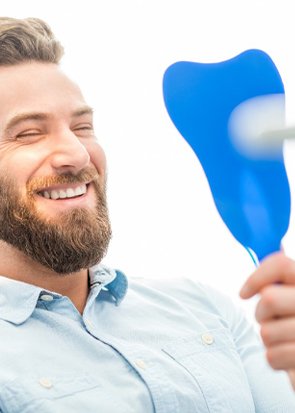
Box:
[240,252,295,389]
[0,62,107,313]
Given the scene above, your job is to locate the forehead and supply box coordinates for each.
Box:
[0,62,86,124]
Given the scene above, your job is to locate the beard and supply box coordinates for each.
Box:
[0,167,112,274]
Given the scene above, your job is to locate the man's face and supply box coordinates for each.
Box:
[0,62,111,274]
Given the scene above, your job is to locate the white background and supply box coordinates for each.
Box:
[2,0,295,319]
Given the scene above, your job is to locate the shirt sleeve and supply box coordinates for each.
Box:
[200,283,295,412]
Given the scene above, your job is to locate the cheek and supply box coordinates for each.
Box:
[0,143,47,173]
[0,163,26,201]
[0,156,27,184]
[88,142,107,177]
[0,146,47,196]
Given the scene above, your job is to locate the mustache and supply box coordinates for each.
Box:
[26,166,100,194]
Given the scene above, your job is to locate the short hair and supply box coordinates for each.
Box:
[0,17,64,66]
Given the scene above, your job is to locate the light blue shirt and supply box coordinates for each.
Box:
[0,264,294,413]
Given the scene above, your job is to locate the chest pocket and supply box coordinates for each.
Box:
[162,327,255,413]
[0,374,121,413]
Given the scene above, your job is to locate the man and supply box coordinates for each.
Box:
[0,17,294,413]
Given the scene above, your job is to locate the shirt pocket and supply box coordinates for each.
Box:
[162,327,255,413]
[0,374,121,413]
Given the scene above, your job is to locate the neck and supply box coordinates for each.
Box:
[0,241,89,314]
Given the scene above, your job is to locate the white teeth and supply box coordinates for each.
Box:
[65,188,75,198]
[59,190,67,199]
[75,186,85,196]
[40,184,87,200]
[50,190,59,200]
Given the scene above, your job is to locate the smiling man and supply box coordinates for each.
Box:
[0,17,295,413]
[0,21,111,312]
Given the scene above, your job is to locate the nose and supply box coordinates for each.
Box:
[49,128,90,174]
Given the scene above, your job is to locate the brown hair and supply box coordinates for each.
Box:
[0,17,64,66]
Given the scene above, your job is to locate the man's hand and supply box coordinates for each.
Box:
[240,252,295,390]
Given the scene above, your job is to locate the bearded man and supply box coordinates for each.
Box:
[0,17,295,413]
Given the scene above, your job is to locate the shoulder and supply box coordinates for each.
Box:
[127,275,243,328]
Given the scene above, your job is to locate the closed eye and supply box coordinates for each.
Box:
[73,124,94,136]
[76,127,93,131]
[74,124,93,130]
[16,130,43,138]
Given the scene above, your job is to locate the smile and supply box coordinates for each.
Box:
[37,183,88,200]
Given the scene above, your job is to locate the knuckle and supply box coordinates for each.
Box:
[266,348,279,369]
[260,324,272,345]
[260,287,276,308]
[276,254,295,279]
[281,258,293,274]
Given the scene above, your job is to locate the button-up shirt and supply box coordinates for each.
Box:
[0,265,294,412]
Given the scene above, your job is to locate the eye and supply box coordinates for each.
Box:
[73,123,94,136]
[16,129,43,138]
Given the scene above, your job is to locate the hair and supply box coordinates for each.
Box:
[0,17,64,66]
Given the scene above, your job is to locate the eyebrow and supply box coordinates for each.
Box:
[4,105,94,134]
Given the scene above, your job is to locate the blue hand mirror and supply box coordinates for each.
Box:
[163,49,291,263]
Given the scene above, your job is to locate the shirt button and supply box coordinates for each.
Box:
[201,332,214,345]
[40,294,54,302]
[39,378,53,389]
[135,359,147,370]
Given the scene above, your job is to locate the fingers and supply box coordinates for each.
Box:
[255,285,295,322]
[266,342,295,370]
[288,370,295,391]
[260,318,295,346]
[240,252,295,299]
[256,287,295,372]
[240,252,295,386]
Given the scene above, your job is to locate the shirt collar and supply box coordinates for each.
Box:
[88,265,128,305]
[0,265,128,325]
